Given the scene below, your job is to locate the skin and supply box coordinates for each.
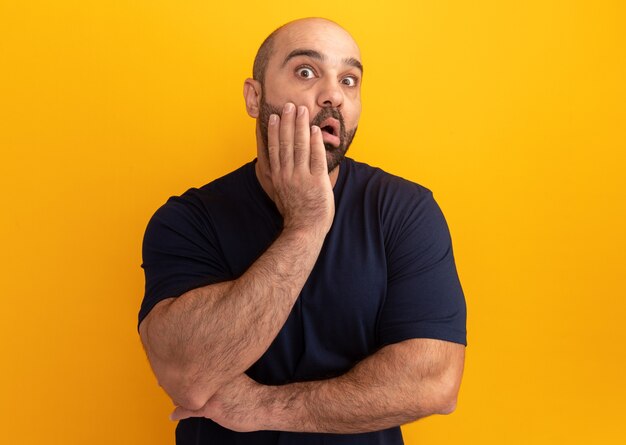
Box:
[139,17,466,433]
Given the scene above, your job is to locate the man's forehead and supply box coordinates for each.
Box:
[272,19,361,65]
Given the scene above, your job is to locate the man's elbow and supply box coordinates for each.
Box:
[168,388,212,412]
[140,330,215,410]
[433,394,458,415]
[417,390,457,417]
[430,376,461,415]
[412,368,462,417]
[156,368,217,411]
[139,301,218,410]
[431,348,465,416]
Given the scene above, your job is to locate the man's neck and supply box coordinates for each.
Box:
[255,160,340,204]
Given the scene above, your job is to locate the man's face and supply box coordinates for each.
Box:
[257,20,363,172]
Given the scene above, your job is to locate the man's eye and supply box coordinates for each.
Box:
[296,67,315,79]
[341,76,358,87]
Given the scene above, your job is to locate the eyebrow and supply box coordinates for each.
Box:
[282,48,364,74]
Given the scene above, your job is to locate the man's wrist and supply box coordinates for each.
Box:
[255,382,307,432]
[280,224,328,247]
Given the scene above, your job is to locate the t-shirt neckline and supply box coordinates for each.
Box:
[246,157,351,207]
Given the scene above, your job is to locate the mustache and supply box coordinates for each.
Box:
[310,107,345,130]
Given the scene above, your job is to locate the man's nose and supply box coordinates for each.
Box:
[316,77,344,108]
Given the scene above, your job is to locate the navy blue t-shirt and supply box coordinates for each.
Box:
[139,157,467,444]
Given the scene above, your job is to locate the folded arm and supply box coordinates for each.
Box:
[171,337,466,434]
[139,226,326,411]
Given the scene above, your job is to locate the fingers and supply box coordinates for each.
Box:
[278,103,295,171]
[267,113,280,174]
[267,102,323,175]
[310,125,327,175]
[170,406,196,422]
[293,106,310,168]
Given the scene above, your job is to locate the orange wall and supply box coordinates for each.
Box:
[1,1,625,443]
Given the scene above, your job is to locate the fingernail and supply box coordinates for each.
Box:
[297,106,306,117]
[311,125,320,134]
[283,103,294,113]
[269,114,277,125]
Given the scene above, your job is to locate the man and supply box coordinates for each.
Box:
[138,17,467,444]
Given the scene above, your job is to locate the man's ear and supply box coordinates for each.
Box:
[243,78,262,118]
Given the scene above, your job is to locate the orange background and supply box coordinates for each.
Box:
[1,1,625,443]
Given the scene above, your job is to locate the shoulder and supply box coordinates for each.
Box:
[343,159,452,259]
[149,162,254,222]
[343,157,436,219]
[143,162,254,244]
[345,157,432,197]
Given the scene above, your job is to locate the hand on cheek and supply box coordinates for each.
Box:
[267,102,335,236]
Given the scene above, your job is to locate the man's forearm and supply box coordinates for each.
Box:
[141,227,326,409]
[258,339,465,434]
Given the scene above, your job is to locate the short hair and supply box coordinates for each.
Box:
[252,26,283,86]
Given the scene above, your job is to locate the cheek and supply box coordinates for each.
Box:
[265,91,316,113]
[265,77,313,104]
[263,79,292,106]
[345,107,361,130]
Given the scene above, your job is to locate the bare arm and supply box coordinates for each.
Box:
[139,104,333,410]
[140,228,325,410]
[171,338,466,433]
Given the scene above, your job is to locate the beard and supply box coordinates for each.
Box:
[258,96,358,173]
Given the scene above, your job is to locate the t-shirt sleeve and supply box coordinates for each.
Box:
[138,195,229,329]
[377,187,467,348]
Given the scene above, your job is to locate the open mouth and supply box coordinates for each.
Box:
[321,125,336,136]
[319,118,340,147]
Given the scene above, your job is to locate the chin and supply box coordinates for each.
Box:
[325,146,348,173]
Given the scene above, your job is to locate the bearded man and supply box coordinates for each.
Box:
[138,17,467,445]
